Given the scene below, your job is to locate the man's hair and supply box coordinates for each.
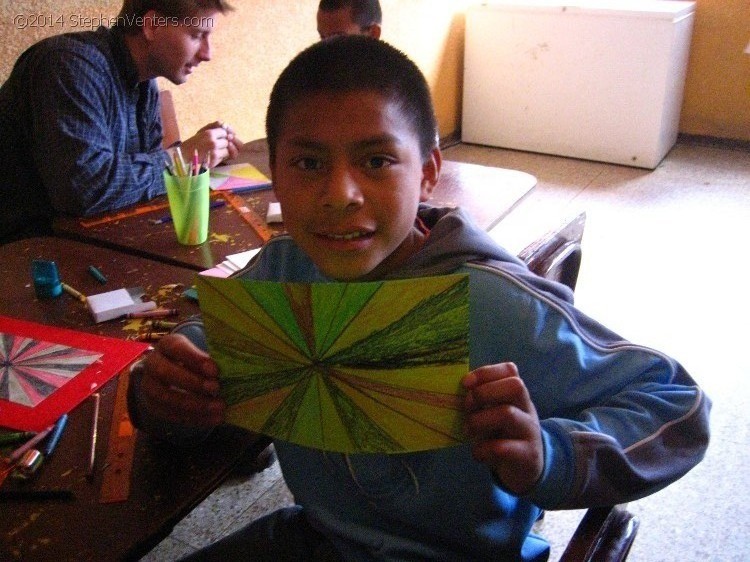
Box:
[266,36,437,166]
[318,0,382,29]
[117,0,232,34]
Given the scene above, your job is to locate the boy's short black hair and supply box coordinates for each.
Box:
[266,36,438,166]
[318,0,382,29]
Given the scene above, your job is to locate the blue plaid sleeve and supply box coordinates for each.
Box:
[28,42,166,216]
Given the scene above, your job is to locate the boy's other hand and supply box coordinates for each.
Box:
[138,333,226,428]
[181,121,244,168]
[462,362,544,495]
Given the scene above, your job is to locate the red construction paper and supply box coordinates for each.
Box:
[0,316,149,432]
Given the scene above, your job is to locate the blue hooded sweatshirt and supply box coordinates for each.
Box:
[130,205,710,561]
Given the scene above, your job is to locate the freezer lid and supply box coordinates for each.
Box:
[474,1,696,20]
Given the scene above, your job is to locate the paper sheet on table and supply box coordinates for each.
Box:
[197,274,470,454]
[209,163,271,192]
[199,249,261,278]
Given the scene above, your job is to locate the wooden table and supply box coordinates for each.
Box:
[0,238,263,562]
[54,140,536,271]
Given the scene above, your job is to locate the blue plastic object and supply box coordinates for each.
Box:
[32,260,62,298]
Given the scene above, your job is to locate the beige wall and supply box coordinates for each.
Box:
[680,0,749,141]
[1,1,746,143]
[0,0,470,142]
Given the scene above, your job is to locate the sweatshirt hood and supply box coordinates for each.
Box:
[390,205,525,278]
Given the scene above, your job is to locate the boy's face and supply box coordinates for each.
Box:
[272,91,440,281]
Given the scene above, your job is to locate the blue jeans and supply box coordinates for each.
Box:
[179,506,341,561]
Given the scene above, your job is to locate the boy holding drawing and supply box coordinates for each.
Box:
[129,36,710,560]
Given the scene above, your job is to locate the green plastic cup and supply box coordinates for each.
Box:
[164,169,210,245]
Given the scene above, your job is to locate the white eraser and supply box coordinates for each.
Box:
[86,287,156,323]
[266,202,283,223]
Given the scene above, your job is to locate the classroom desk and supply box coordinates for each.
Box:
[53,139,537,271]
[0,237,263,562]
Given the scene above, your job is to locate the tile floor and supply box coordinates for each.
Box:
[142,138,750,561]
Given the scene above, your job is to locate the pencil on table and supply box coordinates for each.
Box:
[86,393,100,481]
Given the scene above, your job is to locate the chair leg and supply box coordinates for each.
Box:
[558,505,639,562]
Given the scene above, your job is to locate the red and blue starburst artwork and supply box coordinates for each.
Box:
[0,315,149,432]
[0,333,102,408]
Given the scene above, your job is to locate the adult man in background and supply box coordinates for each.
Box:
[317,0,382,40]
[0,0,242,244]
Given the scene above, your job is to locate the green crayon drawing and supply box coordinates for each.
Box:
[197,274,469,454]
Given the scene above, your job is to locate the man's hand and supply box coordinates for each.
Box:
[462,362,544,495]
[138,333,226,428]
[181,121,244,168]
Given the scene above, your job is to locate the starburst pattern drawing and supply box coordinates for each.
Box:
[0,333,102,407]
[197,274,469,454]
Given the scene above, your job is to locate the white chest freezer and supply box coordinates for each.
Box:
[462,1,696,169]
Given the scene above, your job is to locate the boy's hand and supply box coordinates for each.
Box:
[462,362,544,495]
[181,121,244,168]
[138,333,226,428]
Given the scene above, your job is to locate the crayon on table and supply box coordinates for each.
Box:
[135,331,169,342]
[150,320,179,331]
[126,308,179,319]
[88,265,107,284]
[61,282,87,303]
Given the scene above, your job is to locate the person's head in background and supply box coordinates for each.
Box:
[317,0,382,40]
[116,0,233,84]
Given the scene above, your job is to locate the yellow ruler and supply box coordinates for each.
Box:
[222,192,274,243]
[99,371,137,503]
